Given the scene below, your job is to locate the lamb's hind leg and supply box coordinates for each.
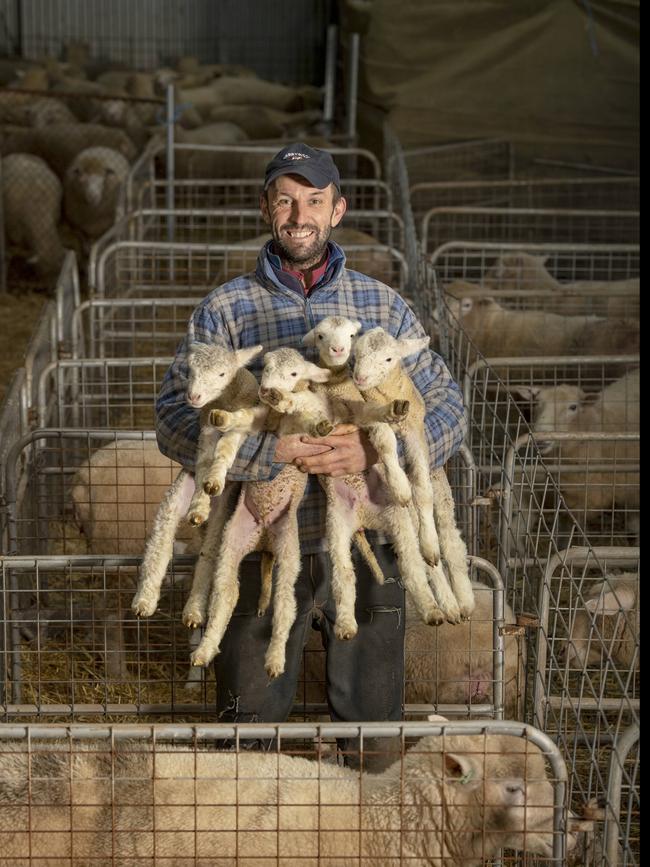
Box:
[326,493,362,641]
[190,494,264,667]
[403,433,441,566]
[384,504,445,626]
[431,468,474,619]
[264,508,302,679]
[132,470,195,617]
[365,423,412,506]
[183,483,238,628]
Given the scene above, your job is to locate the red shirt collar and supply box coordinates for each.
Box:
[280,250,330,296]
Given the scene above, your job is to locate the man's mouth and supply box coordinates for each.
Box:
[284,228,315,240]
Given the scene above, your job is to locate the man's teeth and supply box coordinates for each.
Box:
[287,230,313,238]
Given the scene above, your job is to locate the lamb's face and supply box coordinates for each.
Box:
[486,253,550,292]
[353,328,429,390]
[259,347,329,399]
[186,344,240,408]
[303,316,361,366]
[566,578,638,669]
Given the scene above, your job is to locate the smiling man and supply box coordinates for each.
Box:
[156,143,467,762]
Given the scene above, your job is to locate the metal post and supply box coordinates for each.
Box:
[323,24,337,134]
[346,32,360,145]
[165,84,176,243]
[0,158,6,294]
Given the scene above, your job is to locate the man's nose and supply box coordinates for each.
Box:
[290,200,308,224]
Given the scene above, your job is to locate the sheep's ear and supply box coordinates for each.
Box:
[586,585,636,616]
[516,386,541,402]
[302,361,332,383]
[398,336,430,359]
[444,753,481,788]
[301,327,318,346]
[236,344,263,368]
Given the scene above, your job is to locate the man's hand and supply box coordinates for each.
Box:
[274,433,332,464]
[294,424,379,477]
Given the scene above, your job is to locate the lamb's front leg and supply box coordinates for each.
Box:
[131,470,195,617]
[202,430,245,497]
[430,468,474,619]
[186,426,222,526]
[210,404,270,434]
[403,431,441,566]
[190,494,264,667]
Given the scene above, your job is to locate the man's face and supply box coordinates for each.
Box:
[260,174,347,269]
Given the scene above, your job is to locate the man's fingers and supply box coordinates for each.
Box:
[301,424,358,446]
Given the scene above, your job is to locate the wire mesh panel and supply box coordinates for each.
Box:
[0,368,28,551]
[395,138,514,186]
[0,719,578,866]
[21,301,57,416]
[35,358,172,428]
[411,177,640,225]
[92,240,409,302]
[421,208,640,255]
[136,177,394,212]
[53,250,81,355]
[383,122,421,303]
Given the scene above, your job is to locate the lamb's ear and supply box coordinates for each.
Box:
[586,585,636,616]
[349,319,362,335]
[301,360,332,383]
[187,341,208,358]
[398,336,430,359]
[301,327,318,347]
[444,753,481,789]
[235,344,263,368]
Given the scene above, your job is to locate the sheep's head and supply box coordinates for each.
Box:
[518,384,587,435]
[66,146,130,206]
[186,342,262,408]
[352,327,429,390]
[565,576,638,669]
[485,252,551,291]
[259,347,331,402]
[302,316,362,367]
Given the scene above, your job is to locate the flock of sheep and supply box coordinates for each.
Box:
[0,46,640,867]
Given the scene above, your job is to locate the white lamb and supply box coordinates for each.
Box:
[131,341,263,621]
[352,327,475,620]
[565,573,639,671]
[301,315,452,636]
[519,368,640,524]
[0,729,589,865]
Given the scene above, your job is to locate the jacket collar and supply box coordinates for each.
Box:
[255,239,347,299]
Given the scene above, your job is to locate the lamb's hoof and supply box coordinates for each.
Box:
[334,622,358,641]
[187,511,206,527]
[263,387,282,407]
[203,479,224,497]
[314,419,334,437]
[190,646,215,667]
[391,399,410,420]
[425,607,445,626]
[458,601,476,621]
[424,551,441,568]
[265,660,285,679]
[131,596,157,618]
[257,607,269,618]
[209,409,228,428]
[182,609,205,629]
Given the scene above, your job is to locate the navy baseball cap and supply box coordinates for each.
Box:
[264,142,341,191]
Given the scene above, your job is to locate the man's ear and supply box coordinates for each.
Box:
[260,190,271,225]
[331,191,347,228]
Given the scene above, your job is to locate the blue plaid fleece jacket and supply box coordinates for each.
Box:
[156,240,468,553]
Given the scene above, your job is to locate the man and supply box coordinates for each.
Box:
[156,142,467,745]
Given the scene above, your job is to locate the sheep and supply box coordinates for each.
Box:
[484,251,640,319]
[173,121,249,177]
[208,104,322,139]
[131,341,263,621]
[1,123,138,176]
[1,153,67,279]
[404,582,525,719]
[519,368,640,530]
[565,573,639,671]
[352,327,475,621]
[300,315,457,637]
[63,145,130,240]
[0,92,76,127]
[0,729,589,865]
[439,292,640,359]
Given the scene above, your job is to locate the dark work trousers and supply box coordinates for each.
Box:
[214,541,405,770]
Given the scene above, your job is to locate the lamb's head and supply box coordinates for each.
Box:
[519,384,587,434]
[302,316,362,367]
[352,327,429,390]
[444,294,502,326]
[565,576,638,669]
[410,733,579,861]
[258,347,331,403]
[65,146,130,206]
[186,342,262,408]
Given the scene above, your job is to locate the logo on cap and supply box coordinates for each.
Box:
[284,152,310,161]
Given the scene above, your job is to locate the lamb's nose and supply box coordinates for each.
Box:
[187,392,202,405]
[259,386,269,398]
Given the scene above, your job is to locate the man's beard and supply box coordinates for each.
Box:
[273,223,332,269]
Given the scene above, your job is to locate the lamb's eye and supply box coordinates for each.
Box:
[386,357,392,362]
[318,334,323,340]
[568,403,578,411]
[219,373,225,377]
[291,372,298,377]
